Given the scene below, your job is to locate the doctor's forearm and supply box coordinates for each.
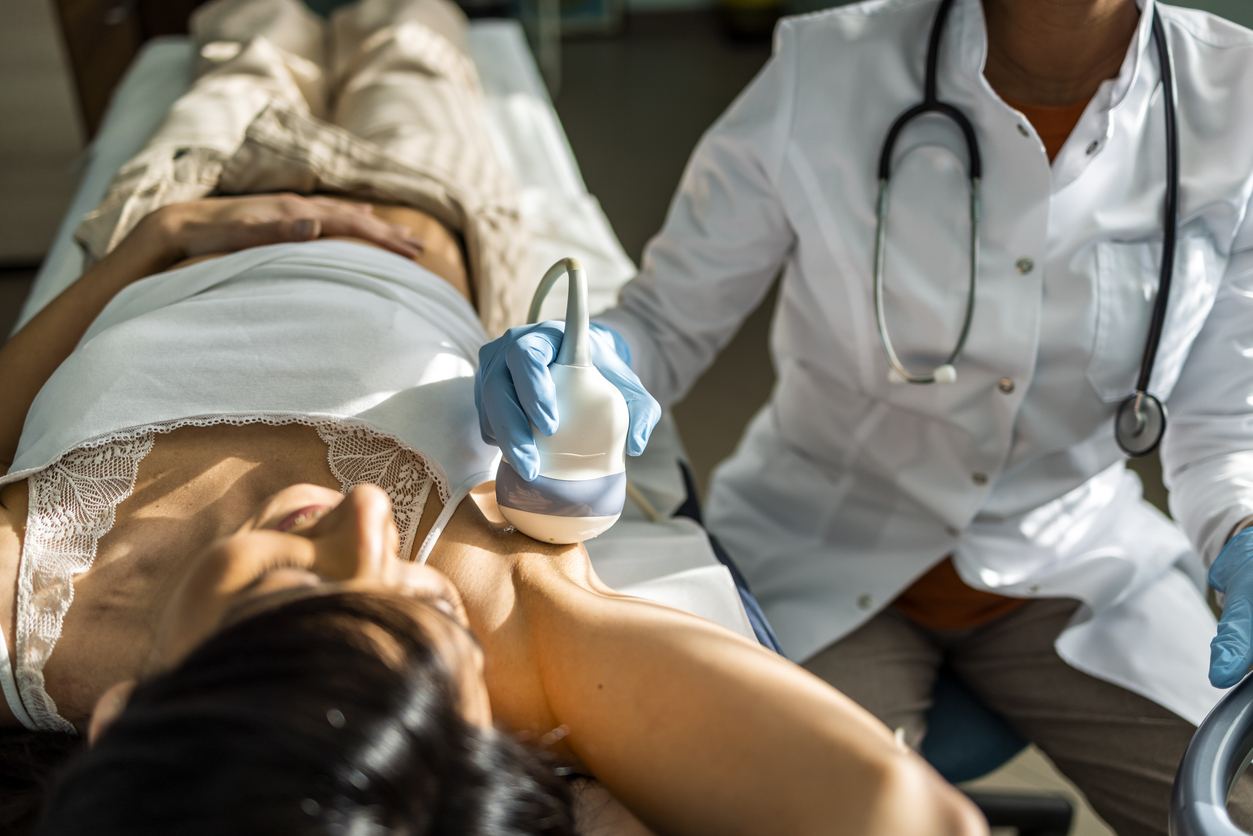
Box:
[594,305,715,409]
[1160,443,1253,567]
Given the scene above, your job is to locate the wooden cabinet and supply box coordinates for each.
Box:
[53,0,207,137]
[0,0,84,263]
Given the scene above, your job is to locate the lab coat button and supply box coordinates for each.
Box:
[1086,140,1100,155]
[1029,584,1040,593]
[857,594,874,610]
[998,377,1015,394]
[1015,258,1034,275]
[1017,123,1030,137]
[971,472,988,486]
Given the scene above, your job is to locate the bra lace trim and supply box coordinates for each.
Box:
[17,435,155,734]
[14,414,448,734]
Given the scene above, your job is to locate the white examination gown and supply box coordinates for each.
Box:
[596,0,1253,724]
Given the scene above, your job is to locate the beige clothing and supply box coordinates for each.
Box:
[74,0,530,337]
[804,599,1253,836]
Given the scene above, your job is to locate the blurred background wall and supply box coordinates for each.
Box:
[0,0,83,265]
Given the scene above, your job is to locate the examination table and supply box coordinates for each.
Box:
[17,21,758,645]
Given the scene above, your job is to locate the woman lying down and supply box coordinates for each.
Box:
[1,207,984,836]
[0,1,982,834]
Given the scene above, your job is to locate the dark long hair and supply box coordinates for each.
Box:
[35,591,574,835]
[0,729,77,834]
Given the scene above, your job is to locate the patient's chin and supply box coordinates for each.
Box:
[88,679,137,745]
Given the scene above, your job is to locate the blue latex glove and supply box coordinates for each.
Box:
[475,321,661,481]
[1209,526,1253,687]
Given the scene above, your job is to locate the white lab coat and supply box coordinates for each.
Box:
[596,0,1253,724]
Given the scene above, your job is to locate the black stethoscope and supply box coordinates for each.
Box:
[872,0,1179,457]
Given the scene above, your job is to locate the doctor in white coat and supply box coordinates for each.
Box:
[475,0,1253,831]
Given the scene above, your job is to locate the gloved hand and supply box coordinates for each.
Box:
[475,321,661,481]
[1209,526,1253,687]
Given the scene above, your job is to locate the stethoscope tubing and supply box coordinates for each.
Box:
[873,175,980,384]
[872,0,981,385]
[877,102,983,180]
[1113,9,1177,458]
[1138,10,1179,398]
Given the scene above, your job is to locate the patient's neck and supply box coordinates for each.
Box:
[424,487,593,741]
[430,486,588,574]
[424,485,596,624]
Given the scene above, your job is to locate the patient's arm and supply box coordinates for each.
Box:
[0,195,423,471]
[430,498,985,836]
[0,212,178,470]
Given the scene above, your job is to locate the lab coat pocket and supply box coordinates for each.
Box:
[1086,237,1221,403]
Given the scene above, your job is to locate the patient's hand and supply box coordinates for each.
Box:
[153,194,425,265]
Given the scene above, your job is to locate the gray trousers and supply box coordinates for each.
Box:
[803,598,1253,836]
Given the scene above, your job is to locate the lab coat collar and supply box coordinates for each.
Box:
[1113,0,1157,113]
[951,0,987,80]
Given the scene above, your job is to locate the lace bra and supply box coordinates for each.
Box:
[2,415,449,735]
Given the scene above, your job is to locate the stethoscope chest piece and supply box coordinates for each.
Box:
[1115,392,1167,457]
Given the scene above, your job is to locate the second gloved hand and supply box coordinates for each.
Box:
[475,321,661,481]
[1209,526,1253,687]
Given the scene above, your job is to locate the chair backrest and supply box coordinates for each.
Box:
[53,0,210,136]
